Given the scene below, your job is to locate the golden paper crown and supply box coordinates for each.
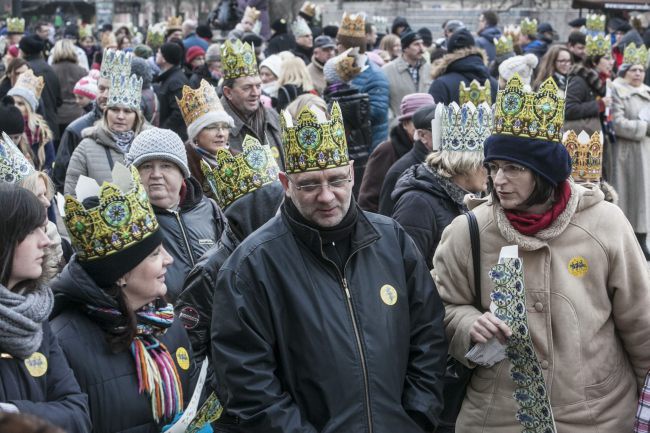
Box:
[147,23,166,49]
[167,16,183,31]
[201,135,280,208]
[338,12,365,38]
[624,43,648,66]
[586,34,611,57]
[221,39,258,80]
[300,2,317,18]
[495,35,514,57]
[79,24,93,39]
[562,130,603,182]
[177,79,223,127]
[281,102,349,173]
[63,165,159,262]
[493,73,565,142]
[520,18,538,36]
[7,17,24,34]
[335,48,364,82]
[0,132,34,183]
[586,14,606,33]
[14,69,45,100]
[100,49,133,80]
[459,79,492,106]
[243,6,261,22]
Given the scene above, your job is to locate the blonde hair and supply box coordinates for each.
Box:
[51,39,78,64]
[18,171,54,201]
[278,56,314,90]
[101,107,145,134]
[286,93,327,118]
[102,32,118,49]
[425,149,484,178]
[13,95,52,171]
[379,34,400,54]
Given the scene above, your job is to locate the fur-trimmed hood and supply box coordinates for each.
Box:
[430,46,488,79]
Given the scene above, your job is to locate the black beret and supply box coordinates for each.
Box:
[569,17,586,28]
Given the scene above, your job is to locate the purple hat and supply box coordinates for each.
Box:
[398,93,435,121]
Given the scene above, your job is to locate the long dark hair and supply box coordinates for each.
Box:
[104,283,138,353]
[0,184,46,288]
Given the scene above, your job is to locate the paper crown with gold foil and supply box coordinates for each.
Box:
[586,14,607,34]
[201,135,280,208]
[493,73,565,143]
[243,6,261,22]
[280,102,348,173]
[166,16,183,32]
[459,80,492,106]
[221,39,258,80]
[0,132,34,183]
[177,79,223,127]
[100,49,133,80]
[494,35,514,57]
[562,130,603,182]
[107,73,142,110]
[586,34,611,57]
[300,2,318,18]
[7,17,25,34]
[623,43,649,66]
[63,164,159,262]
[520,18,538,36]
[14,69,45,100]
[437,102,492,152]
[146,23,166,49]
[338,12,366,38]
[79,24,93,39]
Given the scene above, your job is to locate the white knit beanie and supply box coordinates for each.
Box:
[187,110,235,143]
[127,127,190,178]
[498,54,539,88]
[259,54,283,79]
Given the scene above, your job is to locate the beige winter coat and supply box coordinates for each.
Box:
[433,182,650,432]
[382,56,432,118]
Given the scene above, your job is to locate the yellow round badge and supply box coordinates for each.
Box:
[24,352,48,377]
[380,284,398,306]
[568,256,589,277]
[271,146,280,160]
[176,347,190,370]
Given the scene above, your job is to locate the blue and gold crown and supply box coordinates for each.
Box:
[63,165,158,262]
[494,35,514,57]
[221,40,258,80]
[623,43,648,66]
[493,73,565,142]
[562,130,603,182]
[0,132,34,183]
[586,14,606,34]
[201,135,280,208]
[520,18,537,36]
[280,102,348,174]
[459,80,492,106]
[7,17,24,34]
[586,34,611,57]
[440,102,492,152]
[107,73,142,110]
[100,49,133,80]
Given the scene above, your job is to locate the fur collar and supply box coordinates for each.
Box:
[612,77,650,100]
[430,46,488,79]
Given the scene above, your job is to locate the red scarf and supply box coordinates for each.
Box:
[504,181,571,236]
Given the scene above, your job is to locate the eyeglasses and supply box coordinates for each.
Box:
[287,167,352,193]
[206,123,231,131]
[485,162,528,179]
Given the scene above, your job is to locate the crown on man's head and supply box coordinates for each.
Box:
[338,12,366,38]
[562,130,603,182]
[14,69,45,100]
[520,18,538,36]
[7,17,25,34]
[494,35,514,57]
[459,80,492,106]
[586,14,606,34]
[0,132,34,183]
[176,79,223,127]
[107,73,142,110]
[623,43,649,66]
[439,102,492,152]
[300,2,318,18]
[221,39,258,80]
[100,49,133,80]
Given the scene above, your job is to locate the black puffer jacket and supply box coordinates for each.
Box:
[154,65,189,141]
[153,177,227,302]
[211,206,448,433]
[391,164,468,269]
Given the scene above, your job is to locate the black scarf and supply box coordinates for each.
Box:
[225,97,267,144]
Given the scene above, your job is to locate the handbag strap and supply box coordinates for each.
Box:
[465,211,481,311]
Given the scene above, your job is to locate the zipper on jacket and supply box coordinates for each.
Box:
[171,210,196,267]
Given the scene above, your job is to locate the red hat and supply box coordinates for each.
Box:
[185,46,206,64]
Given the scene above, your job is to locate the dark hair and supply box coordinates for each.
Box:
[481,10,499,27]
[0,412,65,433]
[34,21,50,33]
[104,283,138,353]
[488,169,555,208]
[567,31,586,46]
[0,184,46,288]
[365,22,374,34]
[222,77,236,90]
[584,54,606,69]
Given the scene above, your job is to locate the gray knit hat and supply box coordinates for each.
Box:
[127,127,190,178]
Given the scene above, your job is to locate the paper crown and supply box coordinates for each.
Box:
[146,23,166,49]
[63,164,159,262]
[300,2,318,18]
[520,18,538,36]
[503,24,521,40]
[623,43,648,66]
[221,39,258,80]
[494,35,514,57]
[100,49,133,80]
[177,79,223,127]
[166,16,183,31]
[586,34,611,57]
[292,18,312,37]
[14,69,45,100]
[333,47,366,82]
[7,17,24,34]
[201,135,280,208]
[586,14,606,34]
[79,24,93,39]
[493,73,565,142]
[243,6,261,22]
[0,132,34,183]
[459,79,492,106]
[280,102,349,173]
[107,73,142,110]
[438,102,492,152]
[338,12,365,38]
[562,130,603,182]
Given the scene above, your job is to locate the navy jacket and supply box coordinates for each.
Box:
[476,26,502,63]
[351,59,390,151]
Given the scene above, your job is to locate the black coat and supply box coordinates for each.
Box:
[0,321,91,433]
[25,55,63,140]
[391,164,467,269]
[264,33,296,57]
[189,64,220,89]
[565,72,600,121]
[154,66,189,141]
[211,207,448,432]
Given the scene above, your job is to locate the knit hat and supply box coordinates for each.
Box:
[447,28,475,52]
[73,75,99,100]
[64,24,79,40]
[412,104,436,130]
[206,44,221,63]
[400,30,422,50]
[18,35,45,56]
[185,46,206,64]
[196,24,213,39]
[0,96,25,135]
[129,57,153,89]
[127,127,190,178]
[271,18,288,35]
[418,27,433,47]
[133,44,153,59]
[260,54,283,78]
[160,42,183,66]
[398,93,434,121]
[498,54,539,89]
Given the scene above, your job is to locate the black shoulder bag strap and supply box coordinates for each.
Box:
[104,147,114,170]
[465,211,481,310]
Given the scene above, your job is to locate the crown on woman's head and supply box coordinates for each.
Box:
[494,35,514,57]
[177,80,223,127]
[562,130,603,182]
[520,18,538,36]
[0,132,34,183]
[107,73,142,110]
[586,34,611,57]
[439,102,492,152]
[100,49,133,80]
[623,43,649,66]
[338,12,366,38]
[14,69,45,100]
[166,16,183,31]
[243,6,261,22]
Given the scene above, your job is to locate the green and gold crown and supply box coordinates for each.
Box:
[459,79,492,106]
[280,102,348,174]
[221,39,258,80]
[562,130,602,182]
[146,22,166,50]
[79,24,93,39]
[494,35,514,57]
[520,18,538,36]
[586,34,611,57]
[493,73,565,143]
[63,164,159,262]
[0,132,34,183]
[623,43,648,66]
[201,135,280,208]
[100,49,133,80]
[7,17,24,34]
[586,14,606,34]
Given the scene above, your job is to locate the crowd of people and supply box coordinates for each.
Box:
[1,3,650,433]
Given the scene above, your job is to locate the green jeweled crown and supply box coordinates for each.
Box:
[100,49,133,80]
[7,17,24,34]
[520,18,537,36]
[107,73,142,110]
[221,40,258,80]
[440,102,492,152]
[586,34,611,57]
[201,135,280,208]
[494,35,514,57]
[280,102,349,174]
[63,164,159,262]
[493,73,565,142]
[0,132,34,183]
[146,23,166,50]
[459,79,492,106]
[586,14,606,34]
[623,43,649,66]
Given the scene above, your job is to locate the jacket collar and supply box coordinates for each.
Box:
[394,55,422,72]
[155,65,182,82]
[411,139,430,161]
[612,77,650,100]
[220,95,280,138]
[430,46,488,79]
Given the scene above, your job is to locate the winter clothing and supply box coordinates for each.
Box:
[189,64,220,90]
[564,65,606,133]
[522,38,549,59]
[154,66,190,141]
[351,58,390,150]
[276,84,308,111]
[307,58,326,95]
[0,96,25,135]
[73,75,98,100]
[397,93,434,121]
[433,182,650,432]
[476,26,503,63]
[23,54,63,140]
[51,60,87,126]
[447,29,475,53]
[185,46,206,65]
[183,33,209,52]
[264,32,296,58]
[382,56,432,118]
[127,127,191,178]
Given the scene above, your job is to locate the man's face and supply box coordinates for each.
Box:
[366,25,377,47]
[280,163,354,228]
[97,77,110,112]
[167,30,182,41]
[568,43,586,60]
[36,25,50,40]
[403,40,425,62]
[296,34,313,49]
[223,75,262,114]
[314,46,335,64]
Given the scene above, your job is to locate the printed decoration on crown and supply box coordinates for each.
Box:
[562,130,603,182]
[201,135,280,208]
[494,35,514,57]
[459,79,492,106]
[7,17,25,33]
[338,12,366,38]
[177,79,222,127]
[221,39,258,80]
[586,14,606,35]
[166,16,183,31]
[503,25,521,40]
[520,18,537,36]
[441,102,492,152]
[107,73,142,110]
[14,69,45,100]
[300,2,318,18]
[623,43,649,66]
[63,164,159,262]
[79,24,93,40]
[244,6,261,22]
[292,18,312,37]
[0,131,34,183]
[100,49,133,80]
[280,102,349,174]
[586,34,611,57]
[146,23,166,49]
[493,73,565,143]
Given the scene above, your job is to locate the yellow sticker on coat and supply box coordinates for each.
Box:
[24,352,48,377]
[380,284,398,306]
[568,256,589,277]
[176,347,190,370]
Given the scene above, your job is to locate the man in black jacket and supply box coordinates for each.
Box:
[154,42,189,140]
[211,104,447,433]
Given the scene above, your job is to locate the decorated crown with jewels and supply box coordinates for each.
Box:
[300,2,317,17]
[63,164,159,262]
[147,23,166,50]
[459,79,492,106]
[586,14,606,34]
[221,39,258,80]
[281,102,349,174]
[440,102,492,152]
[623,43,648,66]
[586,34,611,57]
[177,79,222,127]
[520,18,538,36]
[0,132,34,183]
[493,73,565,142]
[79,24,93,39]
[166,16,183,31]
[100,49,133,80]
[494,35,514,57]
[14,69,45,100]
[338,12,365,38]
[7,17,24,34]
[562,130,603,182]
[107,73,142,110]
[201,135,280,208]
